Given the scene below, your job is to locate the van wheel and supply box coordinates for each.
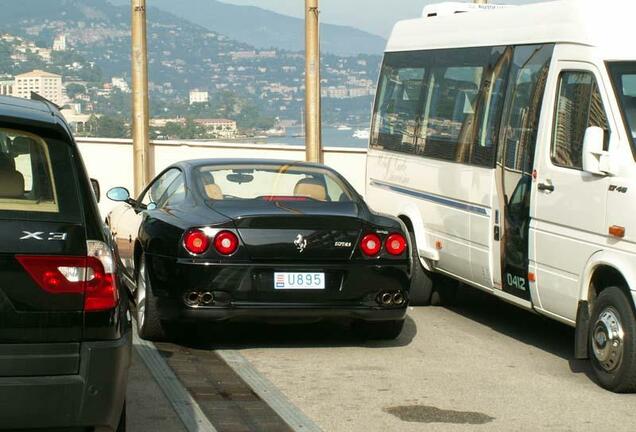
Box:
[136,256,166,341]
[354,320,405,340]
[589,287,636,393]
[408,231,433,306]
[116,404,126,432]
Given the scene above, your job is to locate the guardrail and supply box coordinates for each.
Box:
[75,137,368,216]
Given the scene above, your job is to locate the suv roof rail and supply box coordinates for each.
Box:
[422,2,514,18]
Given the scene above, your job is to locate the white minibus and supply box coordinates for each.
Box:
[365,0,636,392]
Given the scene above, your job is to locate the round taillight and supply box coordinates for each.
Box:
[214,231,239,256]
[385,233,407,256]
[184,229,210,255]
[360,233,382,256]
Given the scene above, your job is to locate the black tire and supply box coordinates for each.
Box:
[430,274,459,307]
[589,286,636,393]
[354,320,405,340]
[407,231,433,306]
[136,255,167,341]
[116,404,126,432]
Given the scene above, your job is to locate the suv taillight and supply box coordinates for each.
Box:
[16,240,119,312]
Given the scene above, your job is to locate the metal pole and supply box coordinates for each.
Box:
[305,0,322,163]
[131,0,151,196]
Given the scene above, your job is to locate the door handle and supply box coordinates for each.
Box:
[538,182,555,192]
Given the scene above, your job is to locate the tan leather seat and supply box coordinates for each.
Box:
[294,178,327,201]
[0,170,25,199]
[205,183,224,200]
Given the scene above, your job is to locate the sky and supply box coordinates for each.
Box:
[221,0,544,37]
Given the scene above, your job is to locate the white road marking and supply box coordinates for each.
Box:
[217,350,323,432]
[133,330,217,432]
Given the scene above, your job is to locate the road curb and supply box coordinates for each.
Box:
[217,350,323,432]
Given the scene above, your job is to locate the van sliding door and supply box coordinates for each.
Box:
[494,44,554,301]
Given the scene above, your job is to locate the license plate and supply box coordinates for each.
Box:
[274,272,325,290]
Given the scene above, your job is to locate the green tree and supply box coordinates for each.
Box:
[88,115,129,138]
[66,83,86,99]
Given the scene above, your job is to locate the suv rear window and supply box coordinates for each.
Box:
[0,128,81,222]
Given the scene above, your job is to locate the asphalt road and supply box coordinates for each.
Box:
[127,287,636,432]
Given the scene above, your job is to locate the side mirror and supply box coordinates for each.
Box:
[107,187,131,202]
[90,178,101,203]
[582,126,610,175]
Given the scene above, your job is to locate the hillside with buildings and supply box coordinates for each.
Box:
[0,0,381,139]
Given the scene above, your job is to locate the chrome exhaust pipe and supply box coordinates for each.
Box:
[381,292,393,306]
[185,292,201,306]
[393,292,404,306]
[200,292,214,306]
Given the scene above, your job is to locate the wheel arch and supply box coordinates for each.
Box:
[396,203,438,271]
[580,251,636,306]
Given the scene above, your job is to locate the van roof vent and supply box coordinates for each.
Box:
[422,2,514,18]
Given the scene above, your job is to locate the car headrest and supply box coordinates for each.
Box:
[205,183,223,200]
[0,170,25,199]
[294,178,327,201]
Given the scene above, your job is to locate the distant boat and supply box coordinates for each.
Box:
[264,127,287,137]
[353,129,370,140]
[337,125,352,131]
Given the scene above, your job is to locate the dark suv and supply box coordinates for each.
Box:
[0,96,131,431]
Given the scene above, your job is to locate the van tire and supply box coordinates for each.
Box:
[354,319,405,340]
[136,256,166,341]
[408,232,433,306]
[116,404,126,432]
[589,287,636,393]
[430,275,459,307]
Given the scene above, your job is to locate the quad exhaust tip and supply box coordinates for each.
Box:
[200,292,214,305]
[393,292,404,306]
[381,292,393,305]
[184,291,214,306]
[378,291,406,307]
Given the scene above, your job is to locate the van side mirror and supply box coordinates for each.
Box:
[90,178,101,203]
[582,126,610,176]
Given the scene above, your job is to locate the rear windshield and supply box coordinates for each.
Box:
[0,128,81,222]
[196,164,354,202]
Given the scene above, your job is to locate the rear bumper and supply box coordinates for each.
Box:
[0,330,131,431]
[158,303,408,323]
[148,256,410,323]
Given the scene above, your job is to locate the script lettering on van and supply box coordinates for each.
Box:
[377,155,410,184]
[505,273,526,291]
[19,231,68,241]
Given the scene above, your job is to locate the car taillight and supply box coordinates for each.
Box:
[385,233,407,256]
[184,229,210,255]
[360,233,382,256]
[214,231,239,255]
[16,240,119,312]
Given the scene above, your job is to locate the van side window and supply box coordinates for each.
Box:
[371,47,513,168]
[371,53,427,155]
[552,71,609,169]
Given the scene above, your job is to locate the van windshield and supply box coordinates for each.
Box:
[608,62,636,157]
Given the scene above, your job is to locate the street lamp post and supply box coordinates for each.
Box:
[131,0,151,196]
[305,0,322,163]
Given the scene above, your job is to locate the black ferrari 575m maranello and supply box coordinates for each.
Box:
[106,159,410,341]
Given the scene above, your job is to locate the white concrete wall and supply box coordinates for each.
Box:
[75,138,368,217]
